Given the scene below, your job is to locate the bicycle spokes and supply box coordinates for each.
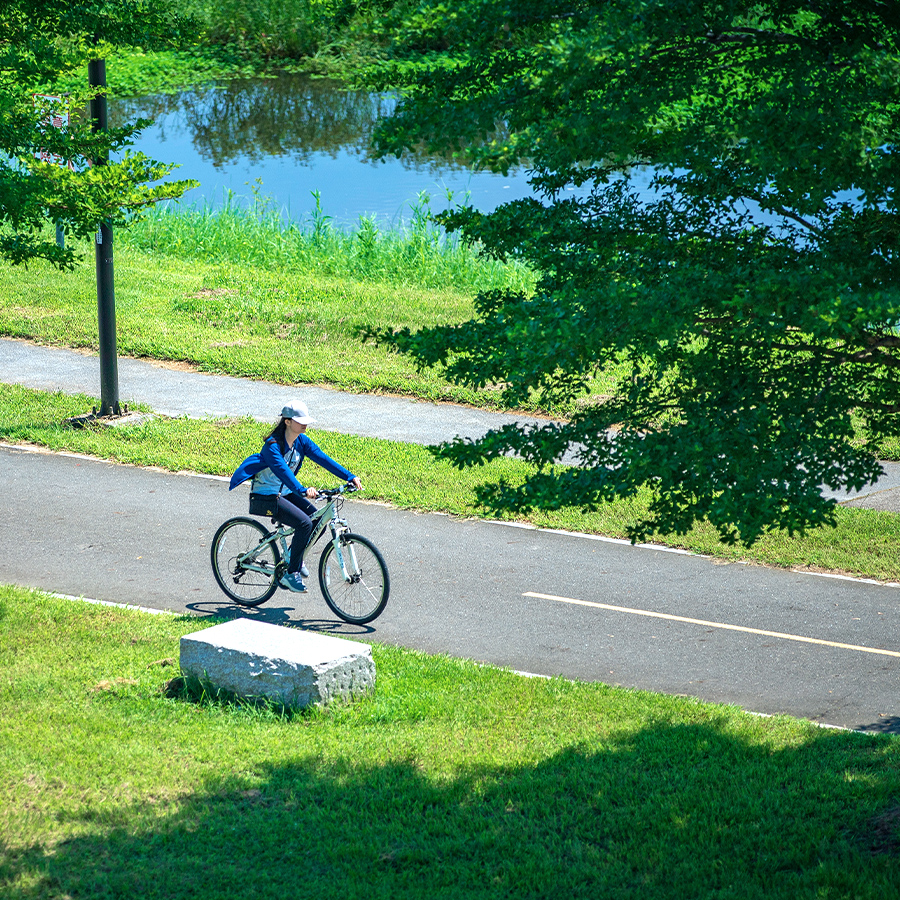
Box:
[318,534,389,625]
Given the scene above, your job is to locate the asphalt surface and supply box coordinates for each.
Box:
[1,337,899,733]
[0,337,545,447]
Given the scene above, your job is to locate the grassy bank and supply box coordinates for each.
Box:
[100,47,265,97]
[0,586,896,898]
[100,0,418,97]
[178,0,399,69]
[0,232,526,409]
[0,209,581,413]
[3,383,900,582]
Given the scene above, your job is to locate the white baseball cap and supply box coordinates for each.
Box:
[281,400,315,424]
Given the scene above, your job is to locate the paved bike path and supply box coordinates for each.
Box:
[2,442,899,734]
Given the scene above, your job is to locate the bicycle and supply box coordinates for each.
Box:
[210,484,390,624]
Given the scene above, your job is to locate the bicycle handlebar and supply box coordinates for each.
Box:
[315,482,359,500]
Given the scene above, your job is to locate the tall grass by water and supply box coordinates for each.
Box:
[179,0,399,62]
[123,188,533,294]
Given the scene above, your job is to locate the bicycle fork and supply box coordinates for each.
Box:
[329,523,360,583]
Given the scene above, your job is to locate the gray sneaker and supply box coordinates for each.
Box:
[280,572,307,593]
[299,563,310,578]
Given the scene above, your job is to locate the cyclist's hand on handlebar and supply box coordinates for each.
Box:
[305,486,319,500]
[349,476,362,491]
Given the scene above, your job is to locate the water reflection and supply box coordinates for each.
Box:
[115,74,533,223]
[115,75,402,167]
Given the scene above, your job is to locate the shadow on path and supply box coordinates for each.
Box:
[856,716,900,735]
[184,600,378,637]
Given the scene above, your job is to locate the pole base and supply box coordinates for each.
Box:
[65,404,152,429]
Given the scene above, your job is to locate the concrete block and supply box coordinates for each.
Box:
[180,618,375,709]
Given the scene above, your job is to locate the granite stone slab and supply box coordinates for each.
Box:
[180,618,375,708]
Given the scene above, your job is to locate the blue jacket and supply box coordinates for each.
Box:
[229,433,354,495]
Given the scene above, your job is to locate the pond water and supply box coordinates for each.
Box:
[115,73,795,235]
[115,74,554,227]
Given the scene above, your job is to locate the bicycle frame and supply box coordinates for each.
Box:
[238,493,359,583]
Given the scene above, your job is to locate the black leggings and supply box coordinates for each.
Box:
[274,493,317,574]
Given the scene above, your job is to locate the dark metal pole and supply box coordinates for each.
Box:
[89,58,120,417]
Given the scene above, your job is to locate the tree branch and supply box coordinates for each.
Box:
[766,341,900,369]
[739,191,824,237]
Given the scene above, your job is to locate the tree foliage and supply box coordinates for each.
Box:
[370,0,900,545]
[0,0,199,268]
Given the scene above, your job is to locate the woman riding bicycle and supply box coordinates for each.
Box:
[229,400,361,594]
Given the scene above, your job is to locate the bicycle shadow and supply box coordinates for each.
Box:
[184,600,378,636]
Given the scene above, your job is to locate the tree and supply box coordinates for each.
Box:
[0,0,198,269]
[369,0,900,545]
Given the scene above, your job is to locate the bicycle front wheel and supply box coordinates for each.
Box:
[211,516,281,607]
[318,533,389,624]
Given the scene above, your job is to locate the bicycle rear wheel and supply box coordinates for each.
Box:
[318,533,389,624]
[211,517,281,607]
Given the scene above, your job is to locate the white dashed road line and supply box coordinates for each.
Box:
[524,591,900,658]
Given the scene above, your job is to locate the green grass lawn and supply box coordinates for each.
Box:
[3,382,900,582]
[0,585,897,899]
[0,245,490,404]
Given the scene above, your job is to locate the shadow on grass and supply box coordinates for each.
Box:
[2,722,898,899]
